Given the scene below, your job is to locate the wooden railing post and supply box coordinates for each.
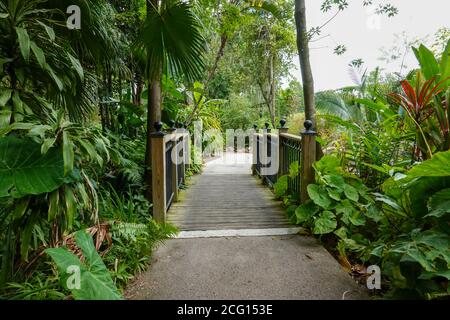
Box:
[172,142,179,203]
[180,123,190,171]
[300,120,317,203]
[150,122,166,223]
[277,119,288,178]
[167,121,179,203]
[252,124,258,175]
[180,134,186,184]
[261,122,270,184]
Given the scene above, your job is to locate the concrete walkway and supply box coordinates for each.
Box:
[125,152,367,300]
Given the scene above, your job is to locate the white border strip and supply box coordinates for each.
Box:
[176,227,303,239]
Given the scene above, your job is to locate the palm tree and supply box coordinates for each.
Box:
[135,0,206,201]
[0,0,124,123]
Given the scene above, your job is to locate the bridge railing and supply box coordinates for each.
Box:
[150,122,190,223]
[253,120,319,203]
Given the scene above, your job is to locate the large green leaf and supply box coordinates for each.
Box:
[413,44,440,81]
[68,53,84,81]
[426,188,450,218]
[273,175,288,198]
[335,199,355,224]
[45,230,123,300]
[16,27,30,61]
[313,211,337,234]
[313,155,343,175]
[439,39,450,87]
[343,184,359,202]
[402,151,450,180]
[30,41,46,69]
[295,200,319,223]
[307,184,332,209]
[288,161,299,178]
[323,174,345,190]
[0,89,12,107]
[0,136,64,198]
[137,1,206,82]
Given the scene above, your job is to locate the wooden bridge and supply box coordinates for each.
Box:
[127,122,366,299]
[149,120,319,231]
[168,152,296,234]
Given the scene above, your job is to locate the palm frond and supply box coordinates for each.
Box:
[136,1,206,82]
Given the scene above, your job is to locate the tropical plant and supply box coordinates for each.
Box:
[294,155,380,235]
[388,74,445,159]
[45,230,123,300]
[135,0,207,200]
[292,152,450,299]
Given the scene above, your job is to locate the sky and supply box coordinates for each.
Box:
[291,0,450,91]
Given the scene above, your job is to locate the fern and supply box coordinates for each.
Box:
[111,222,148,242]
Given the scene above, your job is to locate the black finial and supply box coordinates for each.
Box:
[302,120,316,135]
[253,124,258,130]
[154,121,163,132]
[304,120,313,131]
[182,122,187,129]
[280,119,286,128]
[264,122,270,129]
[167,120,176,132]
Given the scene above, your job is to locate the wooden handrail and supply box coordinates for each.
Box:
[279,132,302,143]
[253,120,317,204]
[151,125,190,223]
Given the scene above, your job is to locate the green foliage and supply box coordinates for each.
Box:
[273,161,299,198]
[0,136,64,198]
[104,220,178,289]
[45,230,123,300]
[136,1,206,82]
[291,151,450,299]
[273,175,288,198]
[295,155,377,235]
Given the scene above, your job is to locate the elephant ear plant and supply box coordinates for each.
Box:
[0,135,66,285]
[45,230,123,300]
[292,151,450,299]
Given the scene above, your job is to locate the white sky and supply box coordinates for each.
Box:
[292,0,450,91]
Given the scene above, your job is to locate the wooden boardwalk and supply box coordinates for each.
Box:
[167,152,293,231]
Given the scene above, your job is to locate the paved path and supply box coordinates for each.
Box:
[125,153,367,300]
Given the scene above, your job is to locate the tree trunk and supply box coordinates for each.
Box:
[258,81,275,127]
[144,0,162,203]
[186,34,228,125]
[269,53,276,127]
[295,0,316,128]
